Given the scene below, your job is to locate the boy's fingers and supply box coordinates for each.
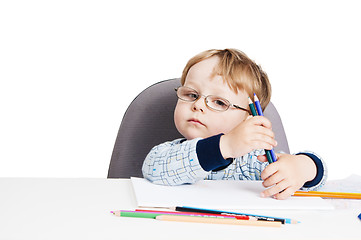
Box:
[257,155,268,162]
[251,131,277,148]
[262,171,287,188]
[261,161,278,180]
[261,180,289,198]
[250,116,272,129]
[249,140,276,152]
[273,187,295,200]
[254,126,275,140]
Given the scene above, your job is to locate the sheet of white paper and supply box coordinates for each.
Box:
[321,174,361,193]
[320,174,361,209]
[130,177,334,210]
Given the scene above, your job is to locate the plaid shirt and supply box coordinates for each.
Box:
[142,137,327,190]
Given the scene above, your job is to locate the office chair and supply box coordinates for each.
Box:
[108,78,290,178]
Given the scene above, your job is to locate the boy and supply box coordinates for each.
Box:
[142,49,326,200]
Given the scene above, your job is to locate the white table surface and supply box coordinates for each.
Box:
[0,178,360,240]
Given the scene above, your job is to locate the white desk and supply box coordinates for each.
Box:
[0,178,360,240]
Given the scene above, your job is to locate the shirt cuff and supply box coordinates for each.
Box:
[296,152,324,188]
[196,134,233,171]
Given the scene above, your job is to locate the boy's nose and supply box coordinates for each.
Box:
[192,98,205,112]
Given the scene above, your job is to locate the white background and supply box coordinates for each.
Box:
[1,0,360,180]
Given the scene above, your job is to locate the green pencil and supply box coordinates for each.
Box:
[111,210,159,219]
[248,97,258,116]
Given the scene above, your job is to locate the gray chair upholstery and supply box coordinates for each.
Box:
[107,78,290,178]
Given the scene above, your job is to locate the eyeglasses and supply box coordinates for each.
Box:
[175,86,251,114]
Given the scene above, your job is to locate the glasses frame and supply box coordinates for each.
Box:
[175,86,251,114]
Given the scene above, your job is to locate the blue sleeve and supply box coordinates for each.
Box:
[196,134,233,171]
[296,152,326,189]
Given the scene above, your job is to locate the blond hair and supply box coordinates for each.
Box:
[180,48,271,110]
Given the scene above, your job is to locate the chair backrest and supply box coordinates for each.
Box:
[107,78,290,178]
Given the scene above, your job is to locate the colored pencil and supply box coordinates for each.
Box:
[293,191,361,199]
[134,209,254,220]
[171,206,299,224]
[111,210,161,219]
[248,96,274,164]
[111,210,251,220]
[253,93,277,162]
[248,97,258,116]
[156,215,282,227]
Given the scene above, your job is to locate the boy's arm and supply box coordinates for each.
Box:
[195,134,234,171]
[142,134,235,186]
[142,138,208,186]
[295,151,327,191]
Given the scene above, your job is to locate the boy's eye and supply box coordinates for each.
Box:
[214,99,227,107]
[183,92,198,100]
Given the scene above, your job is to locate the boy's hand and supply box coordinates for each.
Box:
[220,116,277,159]
[258,153,317,200]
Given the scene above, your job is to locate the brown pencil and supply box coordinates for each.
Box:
[156,215,282,227]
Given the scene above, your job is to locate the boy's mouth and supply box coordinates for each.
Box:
[188,118,205,126]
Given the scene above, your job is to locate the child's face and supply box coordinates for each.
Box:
[174,56,249,140]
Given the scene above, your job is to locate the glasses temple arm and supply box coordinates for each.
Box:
[233,105,252,114]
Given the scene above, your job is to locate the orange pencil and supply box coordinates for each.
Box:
[293,191,361,199]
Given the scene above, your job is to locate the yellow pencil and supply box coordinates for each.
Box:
[155,215,282,227]
[293,191,361,199]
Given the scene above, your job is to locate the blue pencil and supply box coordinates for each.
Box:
[253,93,277,163]
[173,206,299,224]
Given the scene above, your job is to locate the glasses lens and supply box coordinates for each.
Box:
[177,87,198,102]
[206,96,230,111]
